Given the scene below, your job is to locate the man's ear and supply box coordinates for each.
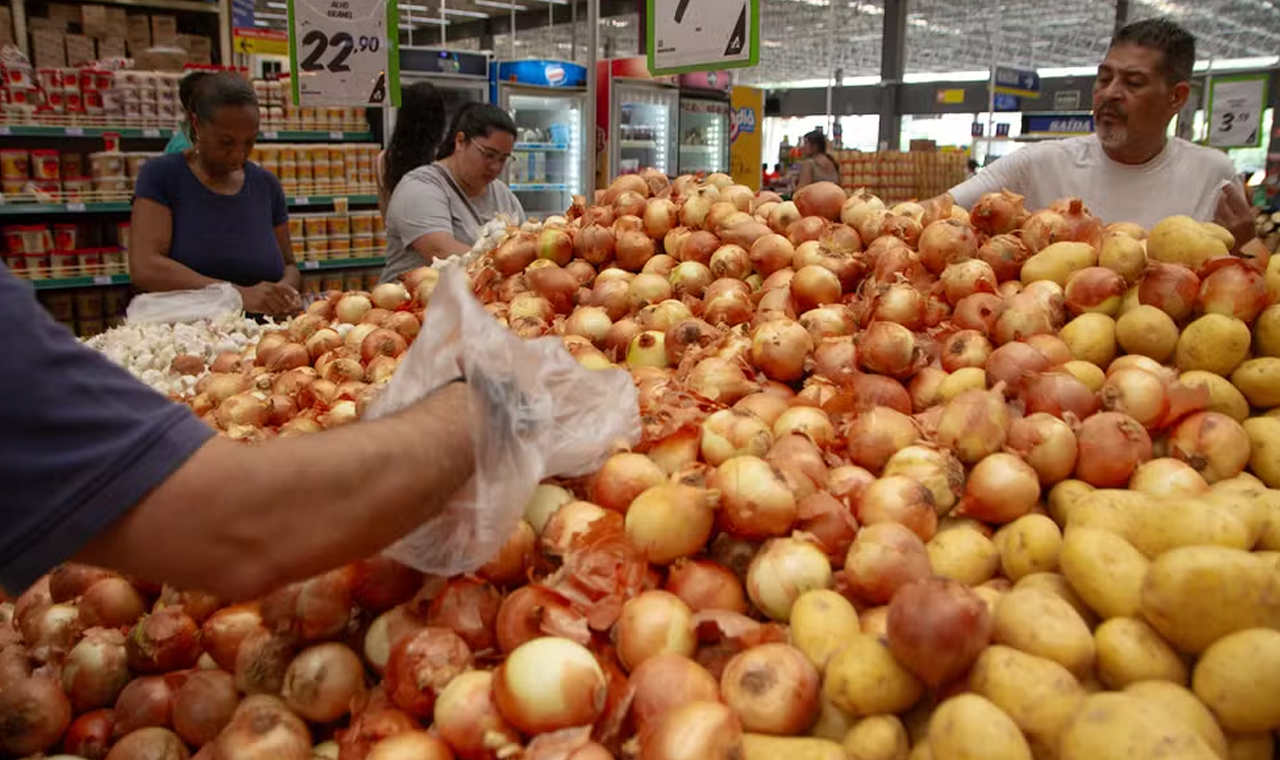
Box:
[1170,81,1191,114]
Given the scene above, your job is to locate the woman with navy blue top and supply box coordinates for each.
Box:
[129,72,302,318]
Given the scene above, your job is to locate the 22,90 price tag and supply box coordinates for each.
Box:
[287,0,400,108]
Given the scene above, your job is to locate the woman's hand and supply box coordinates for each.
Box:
[238,282,302,317]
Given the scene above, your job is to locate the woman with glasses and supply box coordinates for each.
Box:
[380,102,526,283]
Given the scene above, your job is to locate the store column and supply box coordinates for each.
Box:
[877,0,907,151]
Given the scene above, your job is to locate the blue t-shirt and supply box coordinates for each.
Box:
[134,153,289,288]
[0,265,214,593]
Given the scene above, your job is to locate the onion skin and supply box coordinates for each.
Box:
[843,523,932,605]
[126,607,201,674]
[427,577,502,654]
[886,577,992,688]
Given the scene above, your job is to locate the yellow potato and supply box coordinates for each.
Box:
[1244,418,1280,489]
[1147,215,1230,271]
[843,715,910,760]
[810,693,857,742]
[1060,692,1220,760]
[1253,304,1280,357]
[927,527,999,586]
[1099,233,1147,283]
[928,694,1031,760]
[909,742,934,760]
[1094,617,1189,688]
[1064,489,1150,540]
[1139,546,1280,653]
[969,645,1086,758]
[1118,284,1142,317]
[1125,496,1253,558]
[1014,572,1097,628]
[1212,473,1265,491]
[1178,371,1252,422]
[1201,221,1237,248]
[992,588,1096,677]
[1226,733,1275,760]
[860,606,889,638]
[972,584,1004,617]
[1126,680,1229,758]
[1193,628,1280,733]
[1060,313,1118,368]
[1021,241,1098,286]
[1116,305,1180,362]
[791,590,861,672]
[1061,360,1106,393]
[1268,255,1280,301]
[742,734,846,760]
[1232,358,1280,409]
[1105,221,1147,241]
[995,514,1063,581]
[1060,527,1149,619]
[1176,315,1252,376]
[824,634,924,717]
[1047,479,1096,527]
[1198,488,1274,547]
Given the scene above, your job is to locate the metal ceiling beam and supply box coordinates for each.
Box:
[1115,0,1130,33]
[878,0,908,150]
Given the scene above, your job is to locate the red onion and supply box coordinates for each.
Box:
[1074,411,1153,487]
[0,673,72,756]
[720,643,821,734]
[427,577,501,654]
[886,577,992,688]
[173,670,239,747]
[64,708,116,760]
[63,627,131,713]
[1168,411,1252,484]
[843,522,932,605]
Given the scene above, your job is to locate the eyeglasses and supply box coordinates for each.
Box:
[468,139,512,166]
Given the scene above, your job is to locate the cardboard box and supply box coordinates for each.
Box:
[177,34,212,57]
[105,8,128,38]
[0,7,13,46]
[65,34,96,66]
[150,15,177,46]
[97,37,127,59]
[135,47,188,71]
[47,3,79,26]
[81,5,108,38]
[127,14,151,40]
[31,29,66,68]
[28,17,67,32]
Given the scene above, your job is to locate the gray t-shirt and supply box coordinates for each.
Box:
[380,163,525,283]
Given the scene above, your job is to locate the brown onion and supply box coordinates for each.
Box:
[886,577,992,688]
[281,643,365,724]
[106,727,189,760]
[956,452,1042,523]
[843,523,932,605]
[940,330,994,373]
[127,607,200,674]
[794,181,847,221]
[173,670,239,747]
[63,627,130,713]
[1007,413,1079,485]
[918,219,979,274]
[846,408,921,473]
[952,293,1005,336]
[200,604,266,673]
[641,700,743,760]
[713,455,797,539]
[986,341,1054,392]
[720,643,820,735]
[941,259,998,306]
[1198,257,1269,323]
[971,191,1028,236]
[1139,261,1200,322]
[64,709,115,760]
[114,675,175,736]
[1074,411,1153,487]
[872,283,927,330]
[935,387,1010,464]
[857,475,938,540]
[214,695,311,760]
[665,560,747,613]
[749,234,796,276]
[384,628,473,719]
[1065,266,1126,316]
[857,322,924,379]
[1022,371,1100,421]
[0,673,71,756]
[1167,411,1252,484]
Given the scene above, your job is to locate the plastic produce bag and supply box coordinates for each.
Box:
[126,283,244,324]
[365,266,641,576]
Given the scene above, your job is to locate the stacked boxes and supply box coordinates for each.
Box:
[290,209,386,263]
[25,5,213,67]
[836,150,969,205]
[253,143,379,197]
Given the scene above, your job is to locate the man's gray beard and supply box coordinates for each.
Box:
[1096,123,1129,150]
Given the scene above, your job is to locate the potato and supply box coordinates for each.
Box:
[1099,233,1147,283]
[1232,358,1280,409]
[996,514,1063,580]
[1060,527,1149,619]
[1177,370,1252,422]
[972,584,1004,616]
[1254,305,1280,358]
[1193,628,1280,733]
[1139,546,1280,653]
[1176,315,1252,376]
[1056,360,1103,393]
[1060,313,1117,368]
[1095,617,1188,688]
[937,367,986,402]
[1147,215,1230,271]
[1199,488,1274,546]
[1201,221,1237,248]
[1244,418,1280,489]
[791,590,861,672]
[824,634,924,717]
[992,588,1095,677]
[909,742,934,760]
[1047,479,1096,527]
[810,693,857,742]
[860,606,889,638]
[843,715,910,760]
[1212,473,1265,491]
[928,694,1031,760]
[1125,680,1229,758]
[742,734,846,760]
[1064,489,1150,539]
[1059,692,1220,760]
[1021,241,1098,286]
[1105,221,1147,241]
[927,527,999,586]
[1226,733,1275,760]
[969,645,1086,757]
[1268,255,1280,301]
[1130,458,1210,498]
[1115,305,1180,362]
[1124,496,1253,557]
[1118,284,1142,317]
[1015,572,1097,628]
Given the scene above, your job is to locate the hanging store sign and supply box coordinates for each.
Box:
[1022,113,1094,137]
[993,66,1040,98]
[1053,90,1082,110]
[729,86,762,191]
[648,0,760,76]
[1208,74,1268,149]
[936,89,965,105]
[287,0,400,107]
[234,28,289,56]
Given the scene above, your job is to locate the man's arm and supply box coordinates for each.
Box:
[76,382,477,601]
[945,150,1029,209]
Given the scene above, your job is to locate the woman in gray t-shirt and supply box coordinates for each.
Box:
[380,103,526,283]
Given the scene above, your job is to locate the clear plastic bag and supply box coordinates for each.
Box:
[365,266,641,576]
[126,283,244,324]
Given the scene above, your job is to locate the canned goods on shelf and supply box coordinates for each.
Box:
[93,176,130,193]
[103,286,129,315]
[50,250,77,277]
[41,291,74,320]
[62,177,93,199]
[30,149,59,180]
[78,248,102,275]
[322,275,344,292]
[350,211,376,236]
[90,152,124,177]
[25,250,50,278]
[116,222,131,251]
[0,149,29,179]
[343,272,364,291]
[329,237,351,259]
[287,217,304,239]
[352,233,375,256]
[53,223,77,251]
[326,215,350,238]
[302,215,328,240]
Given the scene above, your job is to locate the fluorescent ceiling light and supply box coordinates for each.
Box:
[904,70,989,83]
[473,0,528,9]
[402,16,449,25]
[1037,65,1097,77]
[442,7,489,17]
[1196,56,1280,71]
[264,1,286,8]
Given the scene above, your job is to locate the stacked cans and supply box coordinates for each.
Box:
[252,142,379,198]
[289,208,385,263]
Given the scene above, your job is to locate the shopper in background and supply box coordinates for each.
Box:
[375,81,449,216]
[380,102,526,284]
[946,18,1256,251]
[795,129,841,190]
[163,69,213,155]
[130,72,302,318]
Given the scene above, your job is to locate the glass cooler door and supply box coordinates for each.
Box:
[678,96,730,175]
[501,89,586,220]
[613,83,678,178]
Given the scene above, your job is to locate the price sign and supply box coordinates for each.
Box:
[288,0,400,107]
[1209,74,1268,149]
[648,0,759,75]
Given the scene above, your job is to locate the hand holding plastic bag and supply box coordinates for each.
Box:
[364,266,641,576]
[126,283,244,324]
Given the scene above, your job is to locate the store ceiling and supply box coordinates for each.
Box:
[251,0,1280,87]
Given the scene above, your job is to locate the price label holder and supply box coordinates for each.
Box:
[92,275,113,285]
[302,260,320,270]
[1208,74,1269,149]
[329,131,344,140]
[65,127,84,136]
[262,130,280,140]
[0,126,12,135]
[287,0,400,108]
[293,196,310,205]
[66,202,87,212]
[143,128,161,137]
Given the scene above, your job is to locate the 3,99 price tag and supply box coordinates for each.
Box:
[288,0,400,107]
[1209,75,1267,149]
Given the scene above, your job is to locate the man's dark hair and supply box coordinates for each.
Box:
[1110,18,1196,85]
[436,102,517,160]
[191,72,258,123]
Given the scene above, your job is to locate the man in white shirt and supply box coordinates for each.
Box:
[948,18,1257,250]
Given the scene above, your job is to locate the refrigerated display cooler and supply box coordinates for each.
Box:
[385,47,492,137]
[678,71,733,176]
[595,57,679,188]
[492,60,589,220]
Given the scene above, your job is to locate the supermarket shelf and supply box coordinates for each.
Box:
[510,183,570,192]
[515,143,569,152]
[288,194,379,207]
[298,256,386,271]
[620,140,658,150]
[0,125,177,138]
[0,201,131,216]
[30,273,131,291]
[259,131,375,142]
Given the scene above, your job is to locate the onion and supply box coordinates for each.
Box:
[642,198,679,239]
[986,342,1054,392]
[843,522,931,604]
[281,643,365,724]
[720,643,821,735]
[687,356,756,405]
[493,637,607,734]
[626,654,721,736]
[838,373,913,416]
[350,558,423,615]
[794,181,846,221]
[703,292,754,327]
[495,585,586,655]
[493,237,538,276]
[665,559,747,613]
[62,627,130,713]
[749,319,813,382]
[880,214,924,247]
[765,433,829,502]
[566,260,597,288]
[126,607,199,674]
[883,446,965,516]
[646,428,702,477]
[541,501,611,556]
[746,537,833,621]
[233,629,293,695]
[1022,371,1100,421]
[426,671,519,759]
[626,481,719,565]
[260,567,355,644]
[200,604,266,673]
[1100,367,1174,429]
[617,590,696,670]
[918,219,979,274]
[845,408,921,473]
[626,330,669,369]
[585,453,662,514]
[1074,411,1153,487]
[886,577,992,688]
[47,564,114,602]
[858,322,924,379]
[870,283,926,330]
[1139,261,1200,322]
[626,273,673,312]
[706,244,748,281]
[908,366,947,412]
[114,675,174,735]
[526,265,579,314]
[574,224,616,265]
[788,266,840,312]
[1198,257,1269,323]
[977,233,1033,282]
[769,407,831,449]
[478,520,539,587]
[1130,457,1210,497]
[106,727,189,760]
[970,190,1028,235]
[955,452,1042,523]
[382,627,473,720]
[78,577,147,630]
[427,577,502,654]
[1167,411,1251,484]
[749,234,796,277]
[668,261,713,299]
[993,292,1060,345]
[675,230,716,265]
[172,669,239,747]
[787,216,830,247]
[0,673,71,756]
[940,260,998,306]
[1007,413,1079,485]
[952,293,1005,336]
[713,455,797,539]
[333,294,372,325]
[616,230,656,271]
[364,732,454,760]
[857,475,938,540]
[64,708,115,760]
[808,336,856,385]
[935,387,1010,465]
[214,695,311,760]
[335,702,419,760]
[1065,266,1126,316]
[768,201,802,235]
[939,330,993,373]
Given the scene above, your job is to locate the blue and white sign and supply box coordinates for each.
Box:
[497,60,587,89]
[1023,113,1094,136]
[994,66,1040,99]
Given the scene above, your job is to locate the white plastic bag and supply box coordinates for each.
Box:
[366,266,641,576]
[126,283,243,324]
